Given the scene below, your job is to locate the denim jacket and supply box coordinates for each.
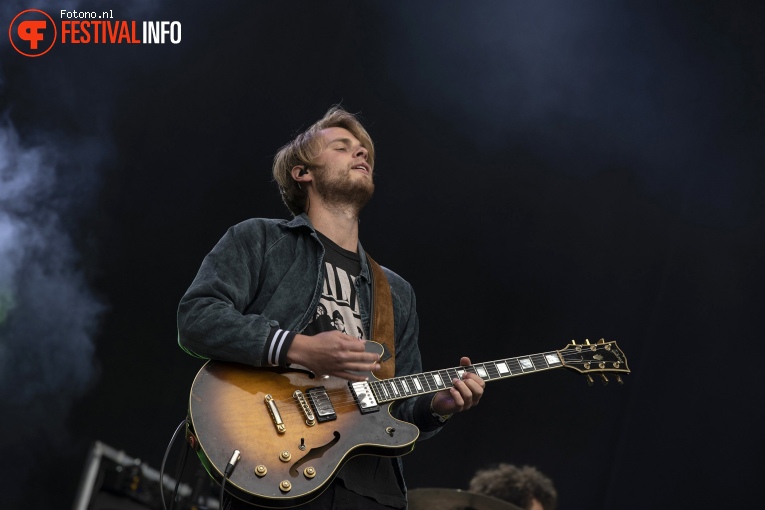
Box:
[177,214,442,506]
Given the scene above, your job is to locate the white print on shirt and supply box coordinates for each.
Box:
[312,262,365,339]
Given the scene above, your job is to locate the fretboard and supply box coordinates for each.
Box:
[368,351,563,403]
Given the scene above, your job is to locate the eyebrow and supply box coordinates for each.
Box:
[326,137,354,146]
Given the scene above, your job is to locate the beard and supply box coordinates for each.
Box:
[312,167,375,214]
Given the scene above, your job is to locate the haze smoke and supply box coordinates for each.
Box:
[0,122,105,505]
[2,1,171,504]
[378,0,761,226]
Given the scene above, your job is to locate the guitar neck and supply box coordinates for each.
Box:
[370,350,564,403]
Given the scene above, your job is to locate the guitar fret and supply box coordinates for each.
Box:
[533,353,548,369]
[380,382,390,399]
[420,373,434,391]
[517,356,534,371]
[474,363,489,380]
[500,358,520,375]
[485,363,501,379]
[389,379,400,397]
[370,382,383,402]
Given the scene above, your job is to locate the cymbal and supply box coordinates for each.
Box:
[408,488,524,510]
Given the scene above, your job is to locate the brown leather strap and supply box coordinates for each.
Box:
[367,254,396,379]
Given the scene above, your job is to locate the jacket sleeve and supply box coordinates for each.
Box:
[387,275,444,440]
[177,224,290,366]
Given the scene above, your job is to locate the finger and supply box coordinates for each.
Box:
[341,336,368,351]
[452,380,473,407]
[349,361,381,372]
[453,377,483,408]
[462,372,486,388]
[449,386,466,410]
[460,356,472,367]
[460,378,484,406]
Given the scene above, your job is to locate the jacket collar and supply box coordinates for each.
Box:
[286,214,371,282]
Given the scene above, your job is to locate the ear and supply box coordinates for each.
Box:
[291,165,312,183]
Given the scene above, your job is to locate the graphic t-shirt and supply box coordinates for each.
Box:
[302,232,366,339]
[301,232,405,508]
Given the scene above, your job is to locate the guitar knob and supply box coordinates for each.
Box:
[280,480,292,492]
[254,465,267,477]
[279,450,291,462]
[304,467,316,479]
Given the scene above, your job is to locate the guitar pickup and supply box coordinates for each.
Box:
[306,386,336,422]
[349,381,379,414]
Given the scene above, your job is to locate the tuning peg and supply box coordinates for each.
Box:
[616,375,624,385]
[600,374,609,386]
[597,338,605,344]
[571,339,577,345]
[585,374,594,386]
[585,338,591,345]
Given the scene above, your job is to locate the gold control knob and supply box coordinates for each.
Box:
[279,450,291,462]
[254,465,267,477]
[304,467,316,479]
[280,480,292,492]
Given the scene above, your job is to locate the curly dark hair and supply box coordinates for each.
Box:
[468,463,557,510]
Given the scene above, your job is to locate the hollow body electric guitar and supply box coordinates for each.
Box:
[186,339,629,508]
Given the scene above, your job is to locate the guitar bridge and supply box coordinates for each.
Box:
[306,386,336,422]
[293,390,316,426]
[349,381,379,414]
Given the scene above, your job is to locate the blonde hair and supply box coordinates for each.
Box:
[272,106,375,215]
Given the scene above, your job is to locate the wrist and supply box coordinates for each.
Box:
[430,394,452,424]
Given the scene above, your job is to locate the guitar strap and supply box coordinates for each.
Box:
[366,254,396,379]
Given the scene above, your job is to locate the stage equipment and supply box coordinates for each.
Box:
[72,440,217,510]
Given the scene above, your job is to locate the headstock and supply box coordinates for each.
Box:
[558,338,630,385]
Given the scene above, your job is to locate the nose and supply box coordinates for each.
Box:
[354,145,368,160]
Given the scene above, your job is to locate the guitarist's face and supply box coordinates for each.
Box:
[310,127,375,211]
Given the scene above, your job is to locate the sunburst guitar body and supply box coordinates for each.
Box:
[186,339,629,508]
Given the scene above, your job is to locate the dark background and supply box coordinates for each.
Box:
[1,1,763,509]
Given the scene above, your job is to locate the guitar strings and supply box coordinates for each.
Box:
[262,349,622,414]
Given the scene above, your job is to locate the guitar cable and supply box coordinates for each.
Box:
[160,419,189,510]
[220,450,241,510]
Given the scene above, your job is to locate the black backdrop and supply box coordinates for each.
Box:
[1,1,763,509]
